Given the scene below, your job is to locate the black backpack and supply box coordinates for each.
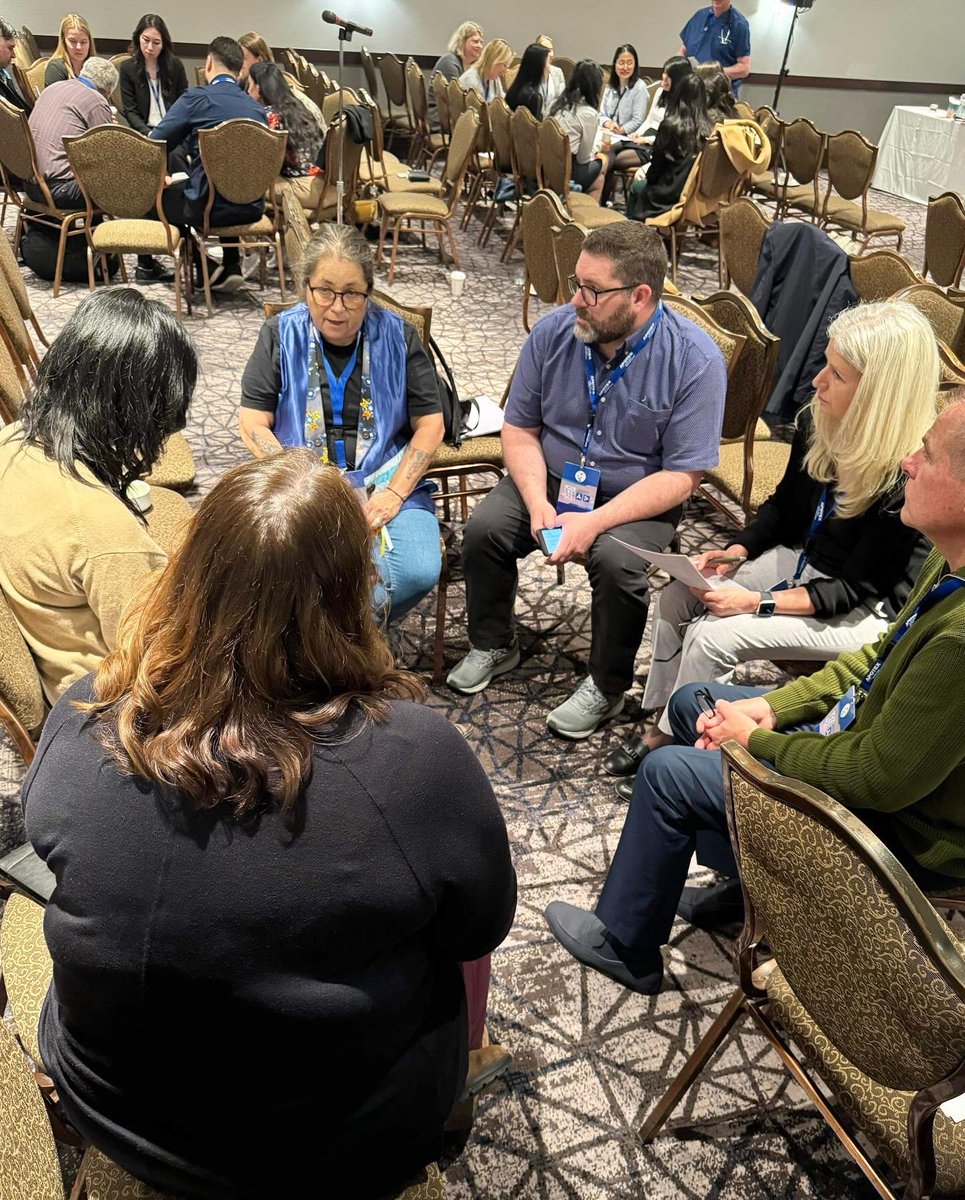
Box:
[428,333,472,447]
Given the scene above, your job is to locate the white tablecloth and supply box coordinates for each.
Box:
[873,105,965,206]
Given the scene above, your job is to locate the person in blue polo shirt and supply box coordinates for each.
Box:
[679,0,751,96]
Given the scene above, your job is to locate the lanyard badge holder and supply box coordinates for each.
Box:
[773,485,834,591]
[558,306,663,516]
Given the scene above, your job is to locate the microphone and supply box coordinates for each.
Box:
[322,10,374,37]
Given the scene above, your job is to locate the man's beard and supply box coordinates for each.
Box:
[573,301,637,347]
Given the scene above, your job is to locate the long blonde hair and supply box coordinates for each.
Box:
[476,38,513,81]
[51,13,96,76]
[804,300,939,519]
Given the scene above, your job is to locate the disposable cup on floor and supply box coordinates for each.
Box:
[450,270,466,298]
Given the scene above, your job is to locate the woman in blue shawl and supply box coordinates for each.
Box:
[239,225,445,624]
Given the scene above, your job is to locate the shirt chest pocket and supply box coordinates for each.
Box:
[613,395,673,460]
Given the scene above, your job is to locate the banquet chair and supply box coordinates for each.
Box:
[406,59,445,170]
[0,325,24,423]
[459,90,496,232]
[535,117,626,228]
[17,27,40,63]
[0,586,45,771]
[664,293,746,382]
[357,91,441,198]
[923,192,965,290]
[477,98,514,249]
[849,248,922,304]
[446,77,468,128]
[718,196,771,295]
[820,129,905,252]
[553,56,576,84]
[0,229,48,349]
[0,266,42,382]
[749,106,785,212]
[895,283,965,360]
[692,290,783,524]
[503,105,540,260]
[376,109,479,284]
[520,189,570,330]
[777,117,825,221]
[12,57,47,107]
[64,126,188,316]
[734,99,755,120]
[552,220,589,302]
[378,53,413,149]
[431,70,451,151]
[642,742,965,1200]
[0,98,88,297]
[321,86,359,125]
[360,46,380,110]
[301,118,365,225]
[193,119,288,316]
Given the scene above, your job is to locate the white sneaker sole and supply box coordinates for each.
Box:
[546,694,626,740]
[446,645,520,694]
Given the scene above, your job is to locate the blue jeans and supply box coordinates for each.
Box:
[372,506,441,625]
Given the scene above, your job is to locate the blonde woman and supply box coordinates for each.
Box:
[44,12,95,85]
[605,300,941,789]
[459,37,513,101]
[433,20,484,82]
[238,31,325,130]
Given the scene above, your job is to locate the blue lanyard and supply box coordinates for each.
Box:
[76,75,97,92]
[210,74,236,86]
[791,484,835,584]
[605,87,628,122]
[319,333,361,469]
[580,304,662,465]
[147,73,163,109]
[859,574,965,697]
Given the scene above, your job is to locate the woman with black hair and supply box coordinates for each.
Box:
[599,44,648,139]
[550,59,608,203]
[118,14,188,135]
[0,289,196,704]
[247,60,324,185]
[699,63,739,124]
[504,42,550,118]
[627,72,712,221]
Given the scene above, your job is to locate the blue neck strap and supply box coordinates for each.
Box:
[859,574,965,697]
[791,484,835,584]
[319,332,361,469]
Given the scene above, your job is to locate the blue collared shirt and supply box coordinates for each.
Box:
[504,304,727,500]
[680,5,751,94]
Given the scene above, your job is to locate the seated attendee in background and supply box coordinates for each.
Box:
[44,13,95,85]
[550,60,608,204]
[247,60,323,203]
[119,14,189,283]
[504,42,550,119]
[546,396,965,995]
[238,30,325,127]
[151,35,267,293]
[27,56,118,209]
[239,225,445,626]
[459,37,513,101]
[534,33,565,111]
[0,17,29,110]
[599,44,648,140]
[24,450,517,1200]
[626,73,711,221]
[433,20,484,82]
[679,0,751,96]
[698,61,738,123]
[606,300,939,792]
[0,289,195,704]
[632,54,693,148]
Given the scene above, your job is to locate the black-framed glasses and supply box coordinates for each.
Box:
[308,285,371,311]
[567,276,639,307]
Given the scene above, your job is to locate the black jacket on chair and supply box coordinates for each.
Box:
[118,56,189,135]
[0,68,28,111]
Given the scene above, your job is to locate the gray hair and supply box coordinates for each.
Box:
[0,18,16,40]
[299,224,374,292]
[80,56,118,96]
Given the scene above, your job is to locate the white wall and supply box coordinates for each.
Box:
[10,0,964,85]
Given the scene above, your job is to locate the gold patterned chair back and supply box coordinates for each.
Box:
[0,891,49,1064]
[0,1019,63,1200]
[535,116,571,199]
[488,98,512,173]
[509,105,539,188]
[0,583,44,759]
[0,230,32,321]
[924,191,965,290]
[723,743,965,1092]
[431,71,451,138]
[663,293,746,377]
[895,283,965,359]
[442,110,479,197]
[281,190,312,285]
[64,125,166,219]
[825,128,877,203]
[782,117,825,186]
[719,197,770,297]
[371,289,431,347]
[197,120,287,211]
[17,27,40,63]
[0,267,39,378]
[0,98,39,188]
[446,77,467,123]
[17,57,49,106]
[0,327,25,423]
[521,190,570,305]
[552,221,588,302]
[360,46,379,103]
[379,52,407,109]
[405,59,429,132]
[849,248,922,303]
[321,87,359,125]
[553,56,575,84]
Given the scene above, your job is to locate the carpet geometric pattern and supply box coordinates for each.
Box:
[0,181,929,1200]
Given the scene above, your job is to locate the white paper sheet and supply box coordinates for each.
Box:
[608,540,731,592]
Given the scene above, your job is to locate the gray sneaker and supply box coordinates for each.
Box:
[447,641,520,694]
[546,677,625,739]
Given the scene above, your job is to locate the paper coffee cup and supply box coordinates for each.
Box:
[450,270,466,298]
[126,480,152,513]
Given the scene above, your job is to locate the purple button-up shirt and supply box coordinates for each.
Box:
[504,304,727,500]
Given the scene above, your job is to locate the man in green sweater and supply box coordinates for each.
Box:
[545,398,965,995]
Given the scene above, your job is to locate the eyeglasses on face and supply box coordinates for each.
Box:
[567,277,640,307]
[307,285,371,311]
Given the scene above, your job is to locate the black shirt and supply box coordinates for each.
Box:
[241,310,443,467]
[740,411,927,619]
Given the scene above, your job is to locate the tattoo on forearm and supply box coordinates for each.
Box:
[400,446,430,482]
[250,429,278,458]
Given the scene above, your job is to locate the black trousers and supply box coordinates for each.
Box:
[462,474,681,695]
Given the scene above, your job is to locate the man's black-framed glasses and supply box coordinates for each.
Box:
[567,277,639,307]
[308,285,371,311]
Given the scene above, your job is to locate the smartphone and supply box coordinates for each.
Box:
[537,527,563,556]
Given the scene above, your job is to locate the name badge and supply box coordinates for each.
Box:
[818,686,857,737]
[557,462,601,515]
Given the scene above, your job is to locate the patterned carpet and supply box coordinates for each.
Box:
[1,182,929,1199]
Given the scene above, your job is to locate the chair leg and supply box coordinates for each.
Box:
[172,249,182,318]
[522,270,531,333]
[85,246,95,292]
[388,219,401,284]
[502,207,523,263]
[376,210,388,265]
[445,220,460,270]
[52,219,70,298]
[196,236,214,317]
[29,314,49,347]
[276,233,287,302]
[639,987,746,1143]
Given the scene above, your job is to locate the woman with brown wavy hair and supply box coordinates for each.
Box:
[24,450,516,1199]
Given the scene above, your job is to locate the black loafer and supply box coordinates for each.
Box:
[544,901,663,995]
[616,778,634,801]
[676,878,745,931]
[603,735,651,777]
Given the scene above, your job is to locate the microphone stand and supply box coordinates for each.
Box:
[773,4,803,113]
[335,25,352,224]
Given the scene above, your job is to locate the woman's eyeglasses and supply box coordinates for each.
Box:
[308,286,370,311]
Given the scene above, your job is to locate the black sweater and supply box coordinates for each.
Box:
[24,678,517,1199]
[740,413,927,619]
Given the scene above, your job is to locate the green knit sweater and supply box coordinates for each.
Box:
[748,547,965,878]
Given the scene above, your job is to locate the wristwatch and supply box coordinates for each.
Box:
[757,590,776,617]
